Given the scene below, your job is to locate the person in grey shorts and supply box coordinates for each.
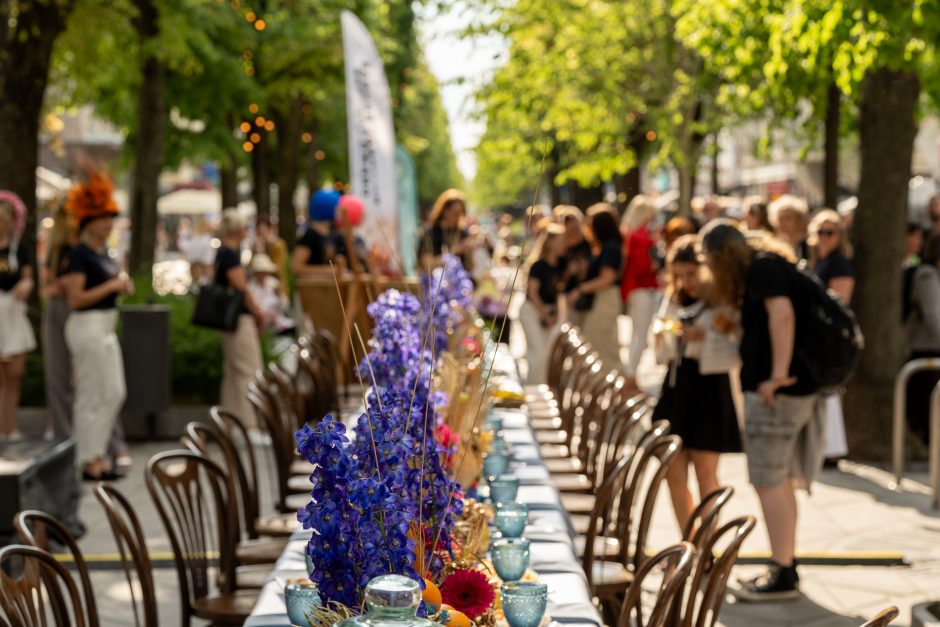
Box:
[701,220,822,602]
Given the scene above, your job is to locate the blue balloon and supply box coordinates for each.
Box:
[309,189,341,222]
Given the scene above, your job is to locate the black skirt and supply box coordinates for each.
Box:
[652,358,742,453]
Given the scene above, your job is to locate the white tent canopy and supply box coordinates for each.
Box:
[157,188,222,216]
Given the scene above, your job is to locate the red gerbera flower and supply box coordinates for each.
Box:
[439,568,496,619]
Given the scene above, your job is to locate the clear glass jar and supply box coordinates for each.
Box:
[334,575,436,627]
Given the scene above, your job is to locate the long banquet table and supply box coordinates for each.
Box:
[246,349,602,627]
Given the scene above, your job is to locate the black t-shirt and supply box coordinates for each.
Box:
[562,239,592,292]
[214,245,249,315]
[66,243,119,310]
[814,252,854,287]
[586,240,623,282]
[739,252,816,396]
[528,260,563,306]
[297,226,341,266]
[0,242,30,292]
[418,224,468,258]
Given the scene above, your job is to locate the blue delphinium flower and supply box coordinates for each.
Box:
[421,254,474,354]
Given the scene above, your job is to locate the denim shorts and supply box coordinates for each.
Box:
[743,392,820,487]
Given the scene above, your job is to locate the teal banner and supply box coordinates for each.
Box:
[396,144,419,276]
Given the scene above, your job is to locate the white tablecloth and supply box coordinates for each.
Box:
[246,351,601,627]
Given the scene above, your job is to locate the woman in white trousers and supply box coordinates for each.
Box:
[215,210,264,433]
[62,172,133,481]
[519,222,567,384]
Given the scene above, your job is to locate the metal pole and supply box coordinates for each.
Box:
[892,358,940,487]
[932,383,940,510]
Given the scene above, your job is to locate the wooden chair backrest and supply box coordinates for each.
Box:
[182,420,253,543]
[682,486,735,548]
[248,381,293,513]
[860,606,900,627]
[145,450,238,624]
[93,484,159,627]
[677,516,756,627]
[581,422,672,588]
[617,542,695,627]
[211,406,264,539]
[0,544,88,627]
[13,510,97,626]
[599,394,649,482]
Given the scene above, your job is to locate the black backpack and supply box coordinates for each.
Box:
[793,265,865,392]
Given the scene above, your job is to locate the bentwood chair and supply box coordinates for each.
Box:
[616,542,695,627]
[93,484,159,627]
[681,487,735,548]
[860,606,900,627]
[14,510,97,626]
[180,422,286,589]
[146,450,259,625]
[670,515,756,627]
[248,381,311,514]
[0,545,88,627]
[583,432,683,623]
[210,406,301,538]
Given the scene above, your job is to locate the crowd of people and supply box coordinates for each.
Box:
[513,192,937,601]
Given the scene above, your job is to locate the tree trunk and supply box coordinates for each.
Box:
[273,95,304,247]
[676,163,695,216]
[844,68,920,459]
[129,0,166,278]
[305,117,321,197]
[252,131,271,217]
[220,152,238,209]
[824,79,840,209]
[710,134,720,195]
[0,1,74,283]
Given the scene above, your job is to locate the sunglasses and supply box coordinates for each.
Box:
[817,229,838,237]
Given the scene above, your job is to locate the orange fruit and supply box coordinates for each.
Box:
[422,578,442,607]
[440,604,456,612]
[443,609,472,627]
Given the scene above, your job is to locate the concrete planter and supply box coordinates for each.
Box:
[912,602,940,627]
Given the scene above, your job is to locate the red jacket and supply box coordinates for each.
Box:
[620,225,660,301]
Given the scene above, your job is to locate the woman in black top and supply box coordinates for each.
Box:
[215,209,265,438]
[62,172,133,481]
[0,191,35,440]
[567,203,624,372]
[652,235,741,530]
[808,209,854,462]
[519,221,567,384]
[417,189,476,273]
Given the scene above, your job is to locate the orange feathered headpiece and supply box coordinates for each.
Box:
[65,171,119,226]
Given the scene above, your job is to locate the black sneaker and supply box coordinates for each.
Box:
[732,561,800,602]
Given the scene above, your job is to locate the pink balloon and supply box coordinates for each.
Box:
[337,195,365,227]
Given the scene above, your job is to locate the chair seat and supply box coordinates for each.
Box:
[574,535,621,558]
[544,457,583,473]
[531,417,562,430]
[524,384,551,394]
[528,403,561,418]
[193,589,260,623]
[591,560,634,588]
[552,473,593,493]
[571,513,592,535]
[288,474,313,493]
[539,444,571,459]
[291,459,316,476]
[236,537,289,565]
[561,492,596,515]
[256,513,301,538]
[236,564,272,589]
[535,430,568,445]
[282,492,310,513]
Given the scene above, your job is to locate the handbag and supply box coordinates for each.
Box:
[192,283,244,331]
